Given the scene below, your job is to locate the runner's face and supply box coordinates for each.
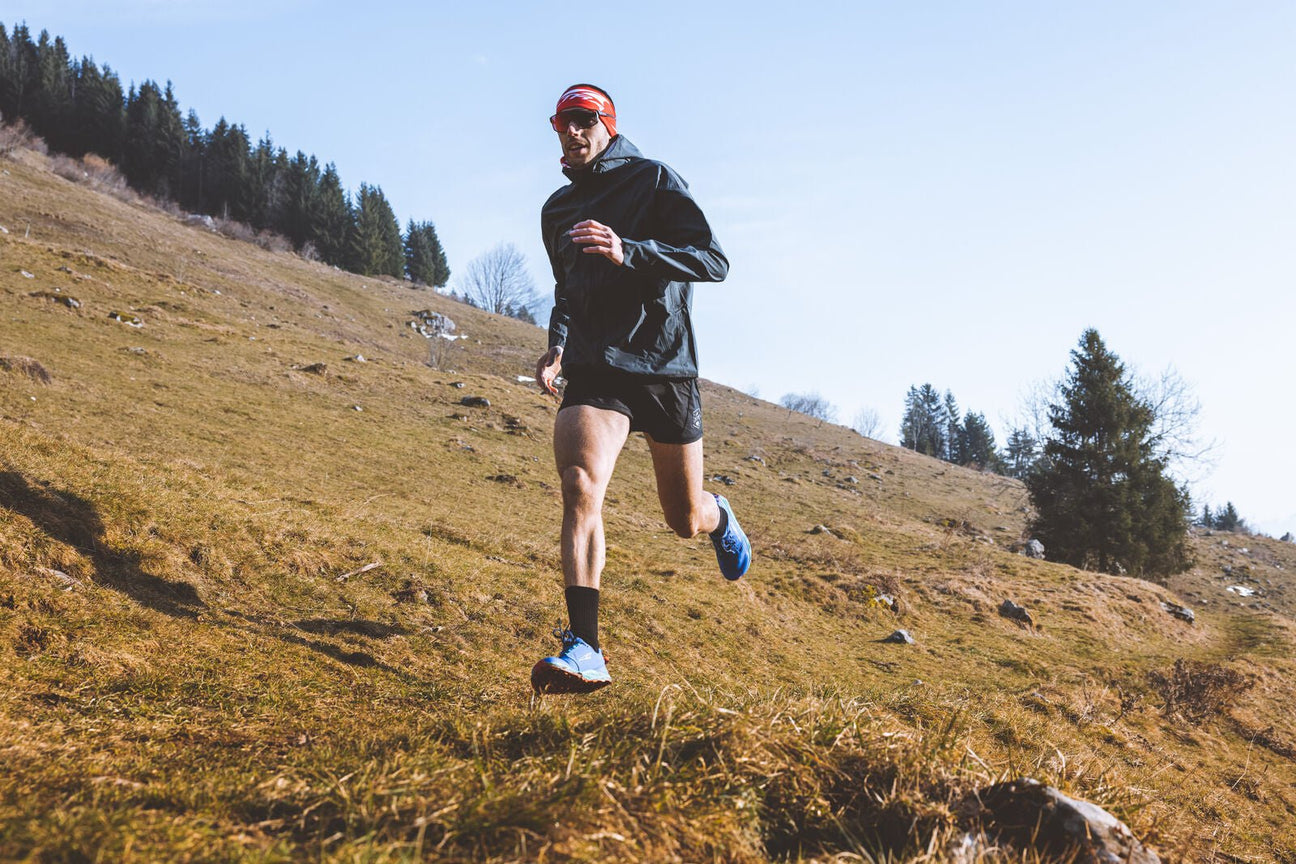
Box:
[557,114,611,168]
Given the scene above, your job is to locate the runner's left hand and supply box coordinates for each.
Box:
[570,220,624,266]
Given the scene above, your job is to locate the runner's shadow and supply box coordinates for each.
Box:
[0,471,204,619]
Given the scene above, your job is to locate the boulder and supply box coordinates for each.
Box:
[882,629,915,644]
[1023,539,1045,559]
[410,310,455,338]
[460,396,490,408]
[1160,601,1194,624]
[999,599,1034,627]
[977,778,1161,863]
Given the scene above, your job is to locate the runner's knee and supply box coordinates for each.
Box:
[560,465,601,511]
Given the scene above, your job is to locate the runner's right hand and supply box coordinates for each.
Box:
[536,346,562,397]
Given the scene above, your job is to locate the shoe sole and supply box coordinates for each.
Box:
[531,660,611,694]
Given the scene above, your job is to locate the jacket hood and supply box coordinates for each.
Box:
[562,135,642,180]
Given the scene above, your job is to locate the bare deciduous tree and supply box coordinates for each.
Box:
[460,242,539,317]
[852,407,884,440]
[780,392,838,423]
[1137,366,1218,484]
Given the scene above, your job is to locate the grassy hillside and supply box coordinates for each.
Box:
[2,144,1295,862]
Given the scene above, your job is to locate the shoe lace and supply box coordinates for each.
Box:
[552,625,577,648]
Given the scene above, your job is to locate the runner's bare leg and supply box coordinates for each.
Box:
[554,405,631,589]
[645,436,722,538]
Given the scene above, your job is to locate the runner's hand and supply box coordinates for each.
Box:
[536,346,562,397]
[570,220,624,266]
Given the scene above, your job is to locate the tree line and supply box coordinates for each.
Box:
[0,22,448,285]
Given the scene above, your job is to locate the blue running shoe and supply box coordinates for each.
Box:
[531,628,611,694]
[710,493,751,581]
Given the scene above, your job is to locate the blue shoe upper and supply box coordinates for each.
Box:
[710,493,751,580]
[539,628,610,682]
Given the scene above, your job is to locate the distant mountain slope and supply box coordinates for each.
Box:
[2,143,1294,862]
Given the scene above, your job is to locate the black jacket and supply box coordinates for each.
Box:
[543,136,728,379]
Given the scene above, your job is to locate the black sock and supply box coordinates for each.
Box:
[564,586,600,652]
[711,499,729,538]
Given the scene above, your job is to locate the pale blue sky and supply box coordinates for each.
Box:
[7,1,1294,536]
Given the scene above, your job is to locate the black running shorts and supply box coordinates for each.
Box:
[559,372,703,445]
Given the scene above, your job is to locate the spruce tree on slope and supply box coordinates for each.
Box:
[313,164,352,267]
[1026,329,1189,578]
[944,391,961,464]
[960,411,1000,470]
[349,183,403,277]
[901,384,946,458]
[1004,427,1039,479]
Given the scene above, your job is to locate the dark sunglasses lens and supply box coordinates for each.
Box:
[555,110,598,130]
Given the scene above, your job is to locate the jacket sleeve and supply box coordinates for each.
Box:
[544,224,569,351]
[620,182,729,284]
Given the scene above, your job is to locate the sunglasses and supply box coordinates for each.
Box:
[549,108,609,132]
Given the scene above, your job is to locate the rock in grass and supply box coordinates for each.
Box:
[461,395,490,408]
[978,777,1161,863]
[1023,539,1046,559]
[0,356,52,383]
[1160,600,1194,624]
[882,629,914,644]
[999,599,1034,627]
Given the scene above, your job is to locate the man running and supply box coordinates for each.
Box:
[531,84,752,694]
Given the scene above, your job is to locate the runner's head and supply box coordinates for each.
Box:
[551,84,616,168]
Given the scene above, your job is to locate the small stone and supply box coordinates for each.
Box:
[711,474,736,486]
[868,473,883,481]
[843,475,859,484]
[1160,600,1194,624]
[882,629,915,644]
[20,270,34,279]
[460,396,490,408]
[809,524,835,537]
[1022,539,1045,559]
[1000,599,1034,627]
[450,381,465,389]
[353,405,363,411]
[107,311,143,327]
[745,455,766,465]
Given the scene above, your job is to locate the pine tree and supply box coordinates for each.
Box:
[1215,502,1243,533]
[1004,427,1038,479]
[206,120,253,221]
[313,163,352,266]
[943,391,961,463]
[0,24,37,123]
[1198,504,1214,529]
[404,219,435,285]
[179,109,205,211]
[959,412,999,470]
[281,150,322,249]
[900,384,946,457]
[1026,329,1190,578]
[73,58,125,161]
[31,31,73,152]
[403,220,450,287]
[349,183,403,277]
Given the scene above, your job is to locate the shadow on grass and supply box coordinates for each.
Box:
[222,610,407,672]
[0,470,205,619]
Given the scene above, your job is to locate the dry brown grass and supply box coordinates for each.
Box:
[1,138,1295,861]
